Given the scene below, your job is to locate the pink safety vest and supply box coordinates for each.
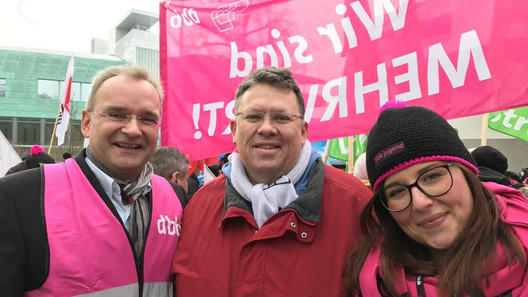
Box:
[24,159,182,297]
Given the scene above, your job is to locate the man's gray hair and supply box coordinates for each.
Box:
[85,65,164,111]
[150,147,189,180]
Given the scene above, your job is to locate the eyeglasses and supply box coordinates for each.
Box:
[90,110,159,127]
[235,111,303,124]
[379,164,453,212]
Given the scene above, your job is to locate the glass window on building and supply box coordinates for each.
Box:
[81,83,92,102]
[38,79,59,99]
[0,79,5,97]
[0,118,12,140]
[45,119,84,149]
[44,119,55,146]
[18,119,40,145]
[60,81,79,101]
[69,121,85,146]
[60,81,91,102]
[71,82,80,101]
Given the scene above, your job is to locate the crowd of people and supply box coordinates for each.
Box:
[1,65,527,297]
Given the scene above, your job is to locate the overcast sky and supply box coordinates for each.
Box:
[0,0,160,54]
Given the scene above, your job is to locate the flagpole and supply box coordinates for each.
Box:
[47,103,62,154]
[347,136,354,174]
[481,113,488,146]
[322,139,331,164]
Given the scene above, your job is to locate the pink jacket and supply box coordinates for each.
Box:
[359,182,528,297]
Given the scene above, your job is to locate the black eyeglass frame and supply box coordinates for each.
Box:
[378,163,454,212]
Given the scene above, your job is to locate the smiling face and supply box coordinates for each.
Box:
[81,75,160,181]
[384,161,474,252]
[230,83,308,185]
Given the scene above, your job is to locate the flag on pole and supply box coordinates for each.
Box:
[55,56,74,146]
[352,134,368,162]
[488,106,528,142]
[328,137,349,161]
[0,130,22,177]
[202,163,216,184]
[328,134,368,163]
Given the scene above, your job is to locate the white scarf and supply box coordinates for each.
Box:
[231,140,312,228]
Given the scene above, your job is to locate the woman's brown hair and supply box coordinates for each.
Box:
[346,163,525,296]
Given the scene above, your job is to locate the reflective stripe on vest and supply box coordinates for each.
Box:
[74,282,173,297]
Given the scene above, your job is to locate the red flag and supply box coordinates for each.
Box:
[188,156,219,177]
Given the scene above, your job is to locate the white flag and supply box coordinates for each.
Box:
[202,163,216,184]
[0,130,21,177]
[55,56,74,146]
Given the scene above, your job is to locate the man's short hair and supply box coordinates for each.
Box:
[150,147,190,180]
[85,65,164,111]
[234,67,305,118]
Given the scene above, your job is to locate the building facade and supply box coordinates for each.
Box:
[0,48,124,157]
[0,9,158,159]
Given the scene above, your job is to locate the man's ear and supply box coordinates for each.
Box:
[230,119,237,144]
[170,171,179,183]
[301,120,308,140]
[81,109,91,138]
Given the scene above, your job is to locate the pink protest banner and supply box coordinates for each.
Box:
[160,0,528,161]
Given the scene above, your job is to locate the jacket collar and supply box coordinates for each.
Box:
[223,158,325,224]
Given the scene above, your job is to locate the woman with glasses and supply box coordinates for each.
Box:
[346,104,528,297]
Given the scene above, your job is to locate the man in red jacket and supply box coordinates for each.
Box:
[172,67,372,297]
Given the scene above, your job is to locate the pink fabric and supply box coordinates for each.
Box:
[359,182,528,296]
[372,156,479,191]
[160,0,528,161]
[25,160,182,296]
[30,145,44,155]
[144,174,183,281]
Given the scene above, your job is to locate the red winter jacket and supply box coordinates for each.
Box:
[172,160,371,297]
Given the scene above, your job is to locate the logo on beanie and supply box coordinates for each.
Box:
[374,142,406,164]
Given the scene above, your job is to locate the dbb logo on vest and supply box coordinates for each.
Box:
[157,215,181,236]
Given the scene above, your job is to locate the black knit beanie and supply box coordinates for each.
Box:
[26,152,55,169]
[470,146,508,174]
[366,105,478,191]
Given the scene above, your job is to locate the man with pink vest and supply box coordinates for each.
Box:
[0,65,185,297]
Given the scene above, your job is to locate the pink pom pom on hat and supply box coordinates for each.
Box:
[30,145,45,155]
[378,100,408,115]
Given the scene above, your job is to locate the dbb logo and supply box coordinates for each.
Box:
[157,214,181,236]
[170,8,200,28]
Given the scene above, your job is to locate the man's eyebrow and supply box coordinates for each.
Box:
[141,110,160,118]
[101,106,127,112]
[101,106,159,117]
